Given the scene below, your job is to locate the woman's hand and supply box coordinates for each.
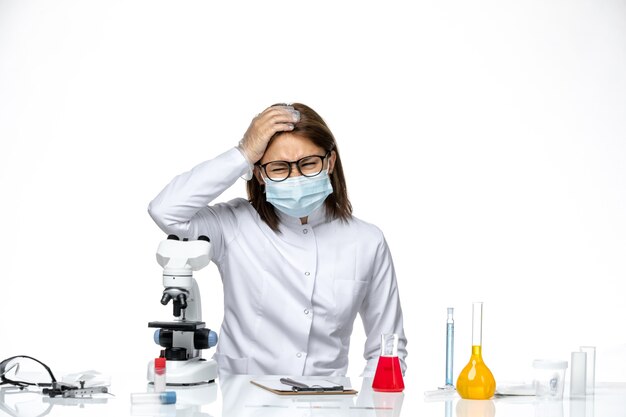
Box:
[238,105,300,164]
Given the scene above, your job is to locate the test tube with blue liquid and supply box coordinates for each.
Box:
[130,391,176,405]
[444,307,454,389]
[423,308,456,402]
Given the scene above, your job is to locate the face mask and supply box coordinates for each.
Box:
[264,170,333,218]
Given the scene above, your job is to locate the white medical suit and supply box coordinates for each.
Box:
[148,147,407,376]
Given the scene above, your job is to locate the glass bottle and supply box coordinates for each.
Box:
[456,302,496,399]
[372,333,405,392]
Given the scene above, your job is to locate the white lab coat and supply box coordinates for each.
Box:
[148,147,407,377]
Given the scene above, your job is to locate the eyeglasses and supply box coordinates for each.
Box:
[259,152,330,182]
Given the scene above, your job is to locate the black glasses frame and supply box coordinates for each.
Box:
[258,151,330,182]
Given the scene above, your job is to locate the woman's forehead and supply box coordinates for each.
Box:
[262,133,325,162]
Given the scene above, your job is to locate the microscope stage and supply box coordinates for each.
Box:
[148,321,206,331]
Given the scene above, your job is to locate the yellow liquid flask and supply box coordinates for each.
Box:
[456,302,496,399]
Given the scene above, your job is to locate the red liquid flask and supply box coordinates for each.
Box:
[372,334,405,392]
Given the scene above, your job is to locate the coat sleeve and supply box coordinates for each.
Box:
[359,236,408,377]
[147,147,251,263]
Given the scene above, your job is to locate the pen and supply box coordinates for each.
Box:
[280,378,310,390]
[279,378,344,392]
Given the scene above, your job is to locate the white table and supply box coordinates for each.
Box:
[1,373,624,417]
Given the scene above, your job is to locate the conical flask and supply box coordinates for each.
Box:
[372,334,405,392]
[456,302,496,399]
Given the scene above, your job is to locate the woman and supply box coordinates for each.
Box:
[148,103,407,377]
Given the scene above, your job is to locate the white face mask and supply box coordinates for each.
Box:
[264,170,333,218]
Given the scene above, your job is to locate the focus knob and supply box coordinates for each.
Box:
[194,329,219,349]
[153,329,173,348]
[208,330,218,348]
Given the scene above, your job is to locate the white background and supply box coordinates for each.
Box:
[1,0,625,395]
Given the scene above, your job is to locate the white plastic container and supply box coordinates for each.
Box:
[580,346,596,394]
[154,357,167,392]
[533,359,568,400]
[570,352,587,397]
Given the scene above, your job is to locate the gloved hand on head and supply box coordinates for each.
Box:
[237,105,301,165]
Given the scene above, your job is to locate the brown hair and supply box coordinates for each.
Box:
[247,103,352,231]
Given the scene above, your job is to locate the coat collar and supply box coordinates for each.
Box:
[277,204,329,229]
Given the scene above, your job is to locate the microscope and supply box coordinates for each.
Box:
[147,235,218,385]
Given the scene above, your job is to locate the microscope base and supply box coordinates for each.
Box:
[148,358,217,385]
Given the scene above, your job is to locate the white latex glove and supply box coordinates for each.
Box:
[238,105,301,164]
[61,370,111,387]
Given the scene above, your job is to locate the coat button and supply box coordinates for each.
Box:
[304,272,310,276]
[304,309,309,315]
[303,229,308,234]
[296,352,302,358]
